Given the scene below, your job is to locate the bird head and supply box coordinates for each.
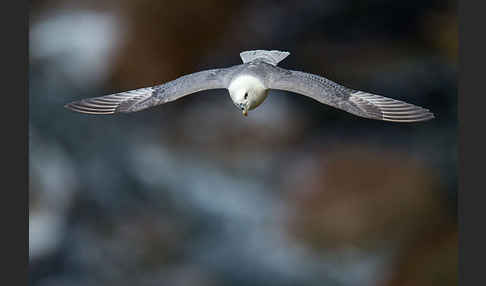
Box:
[228,75,267,117]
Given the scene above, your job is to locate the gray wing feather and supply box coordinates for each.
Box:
[65,67,235,114]
[268,68,434,122]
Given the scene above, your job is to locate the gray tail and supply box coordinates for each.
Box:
[240,50,290,66]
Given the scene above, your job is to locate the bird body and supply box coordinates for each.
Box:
[65,50,434,122]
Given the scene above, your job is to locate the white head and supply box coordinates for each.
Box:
[228,75,268,116]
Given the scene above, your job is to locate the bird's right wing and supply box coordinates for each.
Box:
[65,67,237,114]
[267,67,434,122]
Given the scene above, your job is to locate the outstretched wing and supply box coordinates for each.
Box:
[65,67,236,114]
[267,68,434,122]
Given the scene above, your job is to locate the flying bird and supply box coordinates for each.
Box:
[65,50,434,122]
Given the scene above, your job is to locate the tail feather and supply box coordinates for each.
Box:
[240,50,290,66]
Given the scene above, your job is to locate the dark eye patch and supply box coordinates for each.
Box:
[244,92,248,99]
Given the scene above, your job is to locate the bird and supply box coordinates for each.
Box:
[65,50,434,122]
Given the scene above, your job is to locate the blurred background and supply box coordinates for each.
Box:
[29,0,457,285]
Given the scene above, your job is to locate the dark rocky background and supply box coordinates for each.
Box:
[29,0,457,285]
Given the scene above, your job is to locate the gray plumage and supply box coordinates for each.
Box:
[65,50,434,122]
[239,50,290,66]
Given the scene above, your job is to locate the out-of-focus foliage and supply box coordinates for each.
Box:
[29,1,457,285]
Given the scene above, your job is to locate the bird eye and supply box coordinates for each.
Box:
[244,92,248,99]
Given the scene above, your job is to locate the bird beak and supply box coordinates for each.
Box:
[242,106,248,116]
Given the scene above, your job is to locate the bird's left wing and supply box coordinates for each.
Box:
[267,67,434,122]
[65,67,237,114]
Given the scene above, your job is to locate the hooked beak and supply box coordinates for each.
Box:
[242,106,248,116]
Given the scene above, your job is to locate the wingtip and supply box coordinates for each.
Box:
[64,102,73,110]
[381,110,435,123]
[64,102,76,112]
[350,91,436,123]
[64,100,117,115]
